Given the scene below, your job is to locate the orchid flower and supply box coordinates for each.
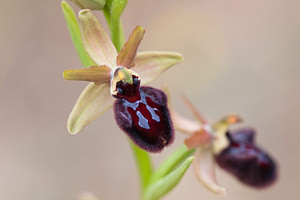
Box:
[63,9,183,152]
[171,95,277,193]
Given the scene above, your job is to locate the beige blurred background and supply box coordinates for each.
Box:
[1,0,300,199]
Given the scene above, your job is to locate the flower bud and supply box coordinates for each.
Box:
[215,128,277,188]
[71,0,106,10]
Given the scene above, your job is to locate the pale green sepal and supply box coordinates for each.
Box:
[143,156,194,200]
[130,141,152,192]
[149,144,194,184]
[61,1,96,67]
[67,82,114,134]
[79,9,118,68]
[71,0,106,10]
[133,51,183,85]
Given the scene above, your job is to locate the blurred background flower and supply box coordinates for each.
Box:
[0,0,299,199]
[215,128,277,188]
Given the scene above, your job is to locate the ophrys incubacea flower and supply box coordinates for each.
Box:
[63,9,183,152]
[170,95,277,193]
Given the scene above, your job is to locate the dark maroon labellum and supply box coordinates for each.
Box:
[113,76,174,153]
[215,128,277,188]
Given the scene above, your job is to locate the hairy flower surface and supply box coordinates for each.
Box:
[215,128,277,187]
[114,85,173,152]
[169,95,277,194]
[63,9,182,152]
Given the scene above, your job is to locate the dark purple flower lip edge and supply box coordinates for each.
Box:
[113,84,174,153]
[215,128,278,188]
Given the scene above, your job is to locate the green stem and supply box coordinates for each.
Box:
[111,19,125,52]
[103,6,125,52]
[103,6,112,34]
[130,141,153,192]
[103,7,153,196]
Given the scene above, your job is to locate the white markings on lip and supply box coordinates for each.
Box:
[125,92,161,130]
[137,111,150,129]
[147,105,160,122]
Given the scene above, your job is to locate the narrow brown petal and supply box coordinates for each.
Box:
[116,26,145,68]
[79,9,117,67]
[63,65,111,83]
[163,86,201,135]
[181,95,208,125]
[67,82,113,134]
[193,148,226,195]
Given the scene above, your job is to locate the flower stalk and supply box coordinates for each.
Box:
[102,0,127,51]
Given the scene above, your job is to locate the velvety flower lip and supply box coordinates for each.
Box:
[215,128,277,188]
[114,86,174,153]
[63,9,183,135]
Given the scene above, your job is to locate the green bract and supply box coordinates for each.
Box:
[143,156,194,200]
[61,1,96,67]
